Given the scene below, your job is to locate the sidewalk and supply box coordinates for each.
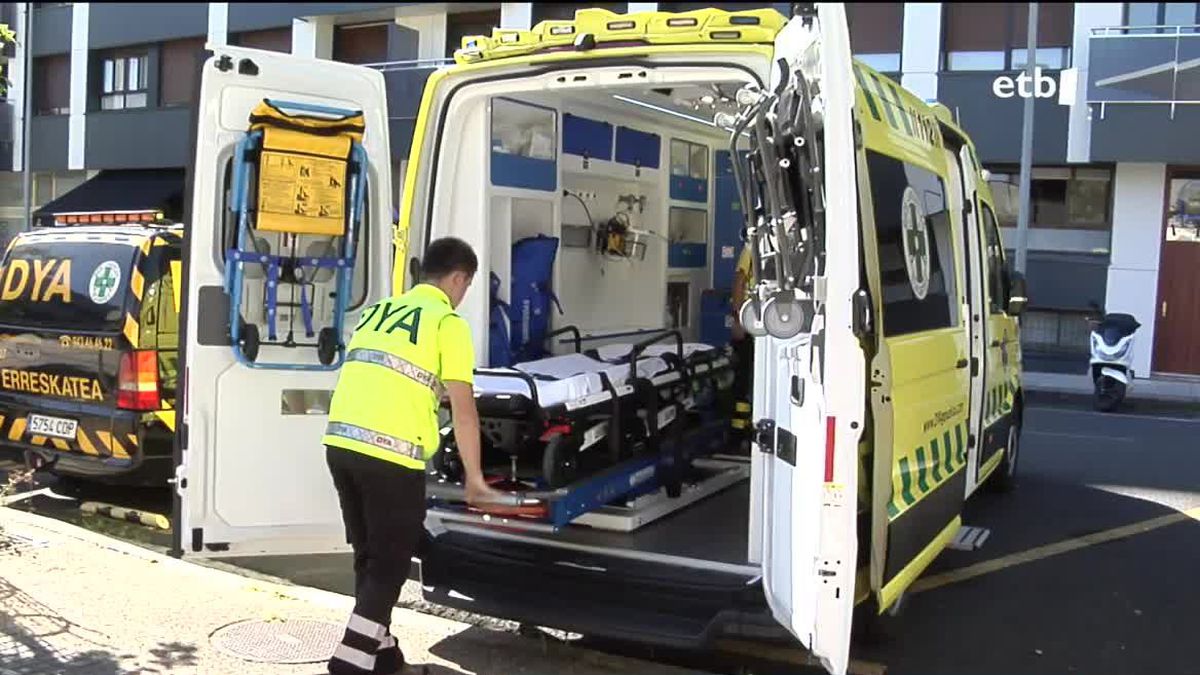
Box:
[0,507,710,675]
[1023,370,1200,404]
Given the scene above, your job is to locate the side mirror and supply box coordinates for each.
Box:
[1007,272,1028,316]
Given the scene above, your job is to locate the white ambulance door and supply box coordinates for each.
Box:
[753,5,864,675]
[956,144,989,495]
[175,45,393,557]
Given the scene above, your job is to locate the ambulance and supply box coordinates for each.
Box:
[173,5,1026,674]
[0,221,183,486]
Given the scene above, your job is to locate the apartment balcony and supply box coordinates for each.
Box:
[1088,24,1200,162]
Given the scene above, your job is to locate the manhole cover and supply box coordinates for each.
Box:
[210,618,342,664]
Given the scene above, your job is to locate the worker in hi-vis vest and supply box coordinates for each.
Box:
[730,241,755,448]
[323,237,499,675]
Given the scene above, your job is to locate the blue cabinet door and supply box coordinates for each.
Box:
[712,150,745,291]
[701,150,747,347]
[563,114,613,160]
[614,126,661,169]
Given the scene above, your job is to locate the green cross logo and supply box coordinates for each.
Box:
[900,188,931,300]
[89,261,121,304]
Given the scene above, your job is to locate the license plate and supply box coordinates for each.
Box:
[27,414,78,440]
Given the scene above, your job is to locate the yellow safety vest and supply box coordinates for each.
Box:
[323,284,462,470]
[735,243,756,286]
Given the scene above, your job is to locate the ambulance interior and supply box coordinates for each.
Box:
[425,67,766,571]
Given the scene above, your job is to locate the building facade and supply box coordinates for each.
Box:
[1,2,1196,378]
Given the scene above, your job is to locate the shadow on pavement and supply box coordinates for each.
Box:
[0,577,127,675]
[424,625,705,675]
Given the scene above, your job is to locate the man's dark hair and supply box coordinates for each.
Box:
[422,237,478,279]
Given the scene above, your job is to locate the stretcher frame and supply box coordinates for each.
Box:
[226,98,368,371]
[427,329,738,531]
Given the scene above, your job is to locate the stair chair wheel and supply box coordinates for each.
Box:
[318,327,340,366]
[239,323,261,363]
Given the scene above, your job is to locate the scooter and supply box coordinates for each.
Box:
[1088,308,1141,412]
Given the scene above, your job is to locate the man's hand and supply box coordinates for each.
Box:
[465,476,504,506]
[445,381,506,506]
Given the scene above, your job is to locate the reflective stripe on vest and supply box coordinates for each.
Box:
[346,347,439,390]
[325,422,423,461]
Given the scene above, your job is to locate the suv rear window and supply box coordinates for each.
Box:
[0,238,141,332]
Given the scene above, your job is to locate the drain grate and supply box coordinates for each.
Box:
[210,618,343,664]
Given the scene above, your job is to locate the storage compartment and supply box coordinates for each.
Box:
[491,98,557,191]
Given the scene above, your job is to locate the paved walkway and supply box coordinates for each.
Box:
[0,507,708,675]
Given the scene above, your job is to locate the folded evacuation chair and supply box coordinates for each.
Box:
[507,234,562,363]
[226,99,368,370]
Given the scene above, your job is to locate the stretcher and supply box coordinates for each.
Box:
[427,329,737,530]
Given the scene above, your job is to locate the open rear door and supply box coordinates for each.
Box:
[748,5,864,674]
[174,45,392,557]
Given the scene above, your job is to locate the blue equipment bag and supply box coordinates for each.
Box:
[488,271,513,368]
[509,235,563,362]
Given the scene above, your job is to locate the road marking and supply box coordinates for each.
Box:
[911,506,1200,595]
[948,526,991,551]
[715,639,887,675]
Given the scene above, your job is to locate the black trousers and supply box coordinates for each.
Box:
[326,446,426,674]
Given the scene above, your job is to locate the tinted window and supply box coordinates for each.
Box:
[0,239,138,331]
[867,151,959,336]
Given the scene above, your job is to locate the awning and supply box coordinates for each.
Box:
[33,169,186,227]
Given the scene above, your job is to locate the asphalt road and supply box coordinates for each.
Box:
[4,394,1198,675]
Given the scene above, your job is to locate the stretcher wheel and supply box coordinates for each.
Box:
[318,327,340,366]
[239,324,261,363]
[542,432,578,489]
[738,299,767,338]
[762,295,808,339]
[439,451,464,483]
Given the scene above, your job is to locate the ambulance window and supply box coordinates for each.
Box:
[866,151,960,336]
[981,204,1007,314]
[0,239,137,331]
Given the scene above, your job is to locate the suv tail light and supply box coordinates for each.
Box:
[118,350,161,411]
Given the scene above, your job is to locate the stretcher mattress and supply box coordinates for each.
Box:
[474,352,672,407]
[473,342,728,408]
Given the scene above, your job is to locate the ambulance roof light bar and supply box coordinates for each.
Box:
[51,210,166,227]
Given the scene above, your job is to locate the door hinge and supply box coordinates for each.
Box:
[853,117,864,150]
[971,356,980,377]
[964,200,974,216]
[968,434,977,449]
[755,418,776,454]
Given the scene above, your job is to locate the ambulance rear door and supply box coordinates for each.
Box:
[752,5,864,675]
[174,45,393,557]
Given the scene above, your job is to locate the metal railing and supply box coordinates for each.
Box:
[362,57,455,73]
[1087,24,1200,116]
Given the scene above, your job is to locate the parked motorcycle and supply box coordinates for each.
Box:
[1088,308,1141,412]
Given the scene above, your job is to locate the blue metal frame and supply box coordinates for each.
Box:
[225,99,368,371]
